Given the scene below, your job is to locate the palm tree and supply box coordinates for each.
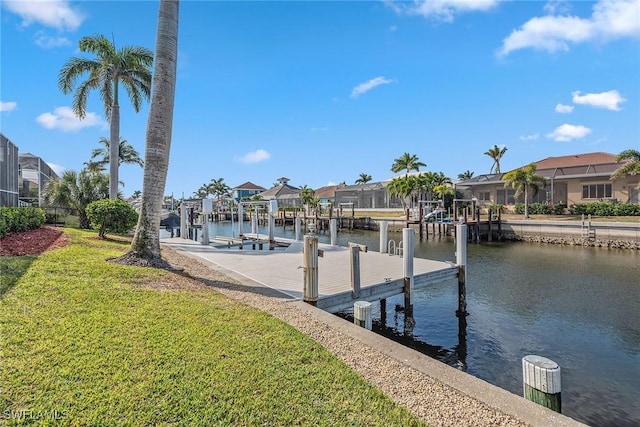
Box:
[485,145,508,174]
[42,169,110,229]
[457,170,474,181]
[300,185,316,206]
[502,163,546,219]
[210,178,231,204]
[90,137,144,173]
[355,173,372,184]
[391,153,426,175]
[121,0,179,266]
[611,149,640,180]
[59,34,153,200]
[387,176,416,210]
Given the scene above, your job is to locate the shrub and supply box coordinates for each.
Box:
[486,204,504,214]
[552,202,567,215]
[0,207,46,238]
[85,199,138,239]
[569,202,639,216]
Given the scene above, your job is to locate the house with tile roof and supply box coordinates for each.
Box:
[256,177,301,207]
[456,152,639,207]
[231,181,266,201]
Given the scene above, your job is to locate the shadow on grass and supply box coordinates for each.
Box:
[0,256,37,298]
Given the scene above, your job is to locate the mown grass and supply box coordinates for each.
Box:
[0,229,424,426]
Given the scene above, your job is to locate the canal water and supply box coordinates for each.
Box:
[171,223,640,426]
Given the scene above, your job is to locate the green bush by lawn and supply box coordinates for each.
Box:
[0,229,424,426]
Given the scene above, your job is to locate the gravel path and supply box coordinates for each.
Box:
[160,245,530,427]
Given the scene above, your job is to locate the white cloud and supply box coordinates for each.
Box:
[36,106,105,131]
[350,76,394,99]
[555,103,574,113]
[544,0,571,15]
[520,133,540,141]
[386,0,499,22]
[572,90,626,111]
[498,0,640,56]
[34,31,71,48]
[0,101,17,112]
[238,149,270,164]
[546,123,592,141]
[2,0,84,31]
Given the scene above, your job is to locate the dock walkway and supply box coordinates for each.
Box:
[160,236,459,313]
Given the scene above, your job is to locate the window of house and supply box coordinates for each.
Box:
[582,184,612,199]
[496,189,516,205]
[477,191,491,201]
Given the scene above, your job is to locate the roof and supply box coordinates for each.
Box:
[534,152,618,169]
[314,184,345,199]
[258,183,300,199]
[233,181,266,191]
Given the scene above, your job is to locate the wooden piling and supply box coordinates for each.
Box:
[303,235,319,306]
[379,221,388,254]
[522,355,561,413]
[456,223,468,317]
[353,301,372,330]
[402,228,414,316]
[350,244,361,298]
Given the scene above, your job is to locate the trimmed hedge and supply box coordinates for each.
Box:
[0,207,46,238]
[569,202,640,216]
[85,199,138,238]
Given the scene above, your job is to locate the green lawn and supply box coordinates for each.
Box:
[0,229,424,426]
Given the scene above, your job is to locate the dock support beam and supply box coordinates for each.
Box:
[379,221,388,254]
[237,203,244,237]
[303,235,319,306]
[201,214,209,245]
[522,355,561,413]
[354,301,372,330]
[295,216,301,241]
[268,200,277,246]
[402,228,414,318]
[330,218,337,246]
[180,205,187,240]
[350,245,361,298]
[456,223,469,317]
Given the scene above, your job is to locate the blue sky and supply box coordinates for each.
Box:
[1,0,639,198]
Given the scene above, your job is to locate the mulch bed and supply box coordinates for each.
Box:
[0,226,68,257]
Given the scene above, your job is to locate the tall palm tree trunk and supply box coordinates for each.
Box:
[109,103,120,199]
[119,0,178,266]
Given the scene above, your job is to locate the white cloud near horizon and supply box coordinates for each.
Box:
[546,123,592,141]
[386,0,498,22]
[572,90,626,110]
[555,103,574,113]
[520,133,540,141]
[238,149,270,164]
[36,106,105,131]
[498,0,640,56]
[0,101,17,112]
[2,0,84,31]
[350,77,394,99]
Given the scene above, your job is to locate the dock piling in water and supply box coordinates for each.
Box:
[522,355,562,413]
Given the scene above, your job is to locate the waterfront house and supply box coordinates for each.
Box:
[335,181,403,209]
[257,177,301,207]
[231,181,266,201]
[456,152,639,208]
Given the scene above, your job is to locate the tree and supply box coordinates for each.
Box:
[502,163,546,219]
[355,173,372,184]
[391,153,426,175]
[86,199,138,239]
[300,185,315,206]
[42,169,110,229]
[387,176,416,210]
[131,190,142,199]
[457,170,474,181]
[611,149,640,180]
[485,145,508,174]
[193,184,212,199]
[210,178,231,204]
[59,34,153,199]
[89,137,144,173]
[118,0,179,267]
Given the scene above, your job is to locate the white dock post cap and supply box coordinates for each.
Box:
[522,355,561,394]
[353,301,372,330]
